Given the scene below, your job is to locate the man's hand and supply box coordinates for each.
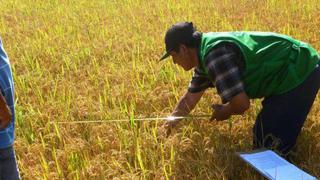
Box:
[210,92,250,121]
[0,105,12,129]
[163,118,181,136]
[161,90,204,136]
[0,94,12,129]
[210,104,231,121]
[158,118,180,138]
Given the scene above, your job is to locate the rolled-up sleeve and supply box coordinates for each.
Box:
[205,43,245,103]
[188,67,214,93]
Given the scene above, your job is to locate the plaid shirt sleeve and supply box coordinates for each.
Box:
[188,67,214,93]
[188,43,245,103]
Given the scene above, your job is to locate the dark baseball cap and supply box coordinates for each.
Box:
[159,22,195,61]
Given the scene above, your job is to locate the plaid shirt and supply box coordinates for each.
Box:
[188,42,245,103]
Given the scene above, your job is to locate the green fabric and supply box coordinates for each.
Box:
[199,32,320,98]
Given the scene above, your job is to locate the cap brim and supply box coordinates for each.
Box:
[159,51,170,61]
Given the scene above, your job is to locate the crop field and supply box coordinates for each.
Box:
[0,0,320,179]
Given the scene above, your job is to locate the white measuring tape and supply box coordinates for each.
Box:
[53,115,212,124]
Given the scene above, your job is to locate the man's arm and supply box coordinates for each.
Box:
[165,90,204,129]
[0,93,12,129]
[211,92,250,120]
[204,42,248,120]
[161,65,212,136]
[171,90,205,116]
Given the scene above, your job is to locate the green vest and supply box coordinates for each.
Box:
[199,32,320,98]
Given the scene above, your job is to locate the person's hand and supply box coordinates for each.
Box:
[158,115,182,138]
[210,104,230,121]
[163,118,181,136]
[0,105,12,129]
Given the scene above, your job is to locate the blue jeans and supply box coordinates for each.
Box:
[253,64,320,156]
[0,146,20,180]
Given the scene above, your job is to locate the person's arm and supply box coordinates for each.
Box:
[211,92,250,120]
[164,90,204,131]
[0,93,12,129]
[171,90,205,116]
[166,66,212,128]
[205,43,249,120]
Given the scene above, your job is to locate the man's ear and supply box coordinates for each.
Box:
[179,44,188,53]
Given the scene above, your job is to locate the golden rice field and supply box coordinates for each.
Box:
[1,0,320,179]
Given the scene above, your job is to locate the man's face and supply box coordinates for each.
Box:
[170,45,194,71]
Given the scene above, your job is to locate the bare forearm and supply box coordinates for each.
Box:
[172,96,192,116]
[217,103,246,116]
[212,92,250,121]
[172,91,204,116]
[164,91,204,133]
